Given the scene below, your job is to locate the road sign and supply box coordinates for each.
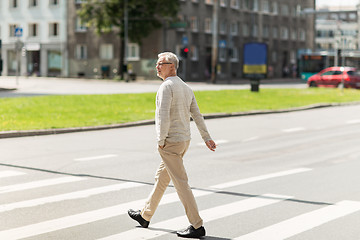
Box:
[219,40,226,48]
[182,36,188,46]
[15,27,23,37]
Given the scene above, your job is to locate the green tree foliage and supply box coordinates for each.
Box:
[78,0,180,44]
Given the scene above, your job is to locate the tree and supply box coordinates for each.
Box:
[78,0,180,79]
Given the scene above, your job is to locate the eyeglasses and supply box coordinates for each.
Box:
[156,62,173,66]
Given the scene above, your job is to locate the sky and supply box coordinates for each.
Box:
[316,0,359,7]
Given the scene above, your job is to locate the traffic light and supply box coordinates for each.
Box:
[181,47,189,59]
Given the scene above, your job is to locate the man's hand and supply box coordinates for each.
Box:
[205,140,216,152]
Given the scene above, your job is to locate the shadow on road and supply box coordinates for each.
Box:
[0,162,334,207]
[144,226,231,240]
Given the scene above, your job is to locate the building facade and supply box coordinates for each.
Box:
[159,0,316,81]
[315,6,360,60]
[67,0,121,79]
[1,0,316,81]
[0,0,68,77]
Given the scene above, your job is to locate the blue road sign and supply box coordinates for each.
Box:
[219,40,226,48]
[15,27,23,37]
[182,36,188,46]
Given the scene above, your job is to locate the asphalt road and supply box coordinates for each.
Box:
[1,104,360,239]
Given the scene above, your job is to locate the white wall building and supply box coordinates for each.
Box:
[315,6,359,52]
[0,0,67,77]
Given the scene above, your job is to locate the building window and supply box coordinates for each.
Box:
[190,16,198,32]
[48,50,62,74]
[29,0,38,7]
[299,29,306,41]
[281,27,289,40]
[243,0,250,10]
[100,44,113,60]
[272,51,277,63]
[10,0,18,8]
[263,25,269,38]
[291,29,296,40]
[191,0,199,3]
[190,46,198,61]
[49,23,59,36]
[262,0,270,13]
[230,47,238,61]
[75,0,86,3]
[76,17,87,32]
[205,18,212,33]
[273,27,278,39]
[349,13,356,20]
[220,20,227,34]
[230,0,240,9]
[220,0,226,7]
[127,43,140,61]
[272,2,278,14]
[242,23,249,37]
[281,4,289,16]
[253,0,259,11]
[252,25,258,37]
[7,50,17,72]
[29,23,38,37]
[9,24,19,37]
[76,45,87,60]
[205,0,213,5]
[219,47,226,62]
[50,0,59,5]
[230,22,238,36]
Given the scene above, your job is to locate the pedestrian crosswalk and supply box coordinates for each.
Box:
[0,167,359,240]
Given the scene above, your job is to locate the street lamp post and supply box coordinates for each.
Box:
[211,0,218,84]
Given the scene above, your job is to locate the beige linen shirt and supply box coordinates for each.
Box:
[155,76,212,146]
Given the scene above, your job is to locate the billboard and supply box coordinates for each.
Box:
[243,42,268,79]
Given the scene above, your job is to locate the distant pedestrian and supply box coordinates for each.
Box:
[128,52,216,238]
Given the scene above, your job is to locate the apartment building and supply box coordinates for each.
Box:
[315,6,359,52]
[67,0,316,81]
[0,0,67,77]
[67,0,121,78]
[0,0,316,81]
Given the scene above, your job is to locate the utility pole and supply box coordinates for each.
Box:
[211,0,218,84]
[124,0,129,81]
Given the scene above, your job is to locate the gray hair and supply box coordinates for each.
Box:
[158,52,179,70]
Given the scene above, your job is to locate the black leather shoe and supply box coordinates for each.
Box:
[127,209,149,228]
[176,225,206,238]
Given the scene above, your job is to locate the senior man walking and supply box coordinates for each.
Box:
[128,52,216,238]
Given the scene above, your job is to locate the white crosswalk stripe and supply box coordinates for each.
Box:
[0,170,26,179]
[2,167,359,240]
[234,200,360,240]
[0,176,85,194]
[99,194,293,240]
[0,182,143,213]
[0,168,308,239]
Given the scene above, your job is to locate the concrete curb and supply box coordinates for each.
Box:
[1,101,360,139]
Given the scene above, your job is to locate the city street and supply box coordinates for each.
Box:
[1,104,360,239]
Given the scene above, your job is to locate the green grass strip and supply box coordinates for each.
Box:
[1,88,360,131]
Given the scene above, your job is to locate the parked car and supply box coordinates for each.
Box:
[307,66,360,89]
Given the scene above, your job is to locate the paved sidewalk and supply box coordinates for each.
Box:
[0,76,306,97]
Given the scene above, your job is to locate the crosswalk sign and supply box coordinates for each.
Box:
[15,27,23,37]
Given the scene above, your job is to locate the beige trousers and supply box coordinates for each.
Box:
[141,140,203,229]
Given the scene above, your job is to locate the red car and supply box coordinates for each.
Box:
[307,66,360,89]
